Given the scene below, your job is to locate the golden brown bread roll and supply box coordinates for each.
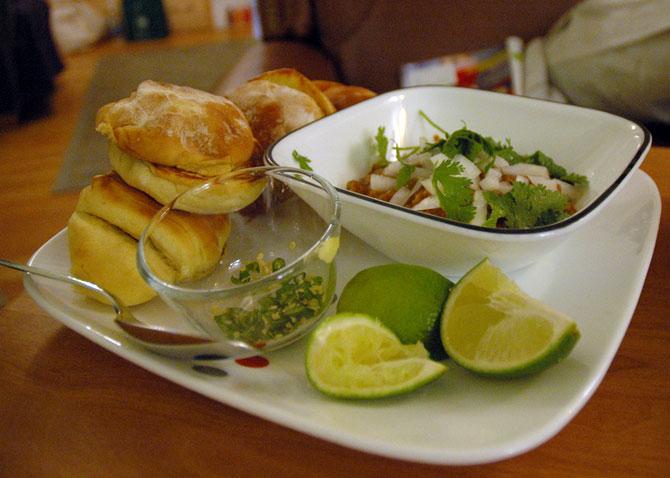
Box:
[251,68,336,115]
[68,211,176,306]
[109,143,267,214]
[312,80,376,110]
[69,173,231,306]
[226,79,325,152]
[96,80,254,176]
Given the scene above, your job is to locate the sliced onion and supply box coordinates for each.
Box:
[421,178,436,196]
[453,154,481,179]
[412,167,433,179]
[470,190,487,226]
[494,156,510,169]
[412,195,440,211]
[555,179,579,200]
[389,187,412,206]
[370,174,396,191]
[480,168,502,191]
[497,181,513,194]
[527,175,558,191]
[502,163,549,178]
[382,161,403,177]
[405,151,433,166]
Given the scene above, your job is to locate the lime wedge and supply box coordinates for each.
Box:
[441,259,580,378]
[306,313,447,399]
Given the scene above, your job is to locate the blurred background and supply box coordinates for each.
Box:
[2,0,668,136]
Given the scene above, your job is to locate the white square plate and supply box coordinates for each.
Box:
[24,170,660,465]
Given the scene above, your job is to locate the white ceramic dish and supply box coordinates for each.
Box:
[24,170,659,465]
[268,86,651,276]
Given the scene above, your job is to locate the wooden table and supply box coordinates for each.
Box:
[1,32,669,477]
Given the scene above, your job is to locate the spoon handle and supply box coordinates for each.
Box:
[0,258,120,313]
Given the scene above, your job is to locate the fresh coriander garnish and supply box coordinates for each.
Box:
[431,160,475,223]
[375,126,390,167]
[483,182,568,228]
[419,110,450,137]
[292,150,313,171]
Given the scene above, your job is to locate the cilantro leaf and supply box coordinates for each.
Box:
[441,127,499,162]
[375,126,389,167]
[562,172,589,187]
[396,164,415,188]
[419,110,450,137]
[431,159,475,223]
[291,150,313,171]
[483,182,568,229]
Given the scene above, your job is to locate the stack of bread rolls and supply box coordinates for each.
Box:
[68,71,375,307]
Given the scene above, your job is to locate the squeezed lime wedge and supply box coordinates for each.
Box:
[306,313,447,399]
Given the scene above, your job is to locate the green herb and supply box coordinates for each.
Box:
[272,258,286,272]
[419,110,449,137]
[392,144,415,188]
[396,164,415,188]
[231,260,261,285]
[375,126,390,167]
[431,159,475,223]
[214,272,325,344]
[523,151,587,185]
[483,182,568,229]
[292,150,313,171]
[441,127,499,161]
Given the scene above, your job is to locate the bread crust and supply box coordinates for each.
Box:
[251,68,337,115]
[68,211,174,306]
[312,80,376,110]
[226,79,324,151]
[96,80,254,176]
[69,173,232,305]
[109,143,267,213]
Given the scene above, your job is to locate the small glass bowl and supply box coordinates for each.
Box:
[137,166,341,356]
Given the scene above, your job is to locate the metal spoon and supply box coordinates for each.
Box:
[0,258,242,359]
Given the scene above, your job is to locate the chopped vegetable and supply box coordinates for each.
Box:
[374,126,390,167]
[292,150,313,171]
[215,271,325,345]
[484,182,568,228]
[216,257,325,345]
[345,112,588,229]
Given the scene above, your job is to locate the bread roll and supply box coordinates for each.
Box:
[312,80,376,110]
[109,143,267,214]
[68,211,174,306]
[69,173,231,306]
[95,80,254,176]
[227,79,324,151]
[251,68,336,115]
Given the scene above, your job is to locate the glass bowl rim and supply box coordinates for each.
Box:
[136,165,341,300]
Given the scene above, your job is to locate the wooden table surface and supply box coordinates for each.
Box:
[1,32,669,477]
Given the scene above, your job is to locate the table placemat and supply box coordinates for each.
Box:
[53,38,257,193]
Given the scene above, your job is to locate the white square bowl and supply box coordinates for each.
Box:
[267,86,651,276]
